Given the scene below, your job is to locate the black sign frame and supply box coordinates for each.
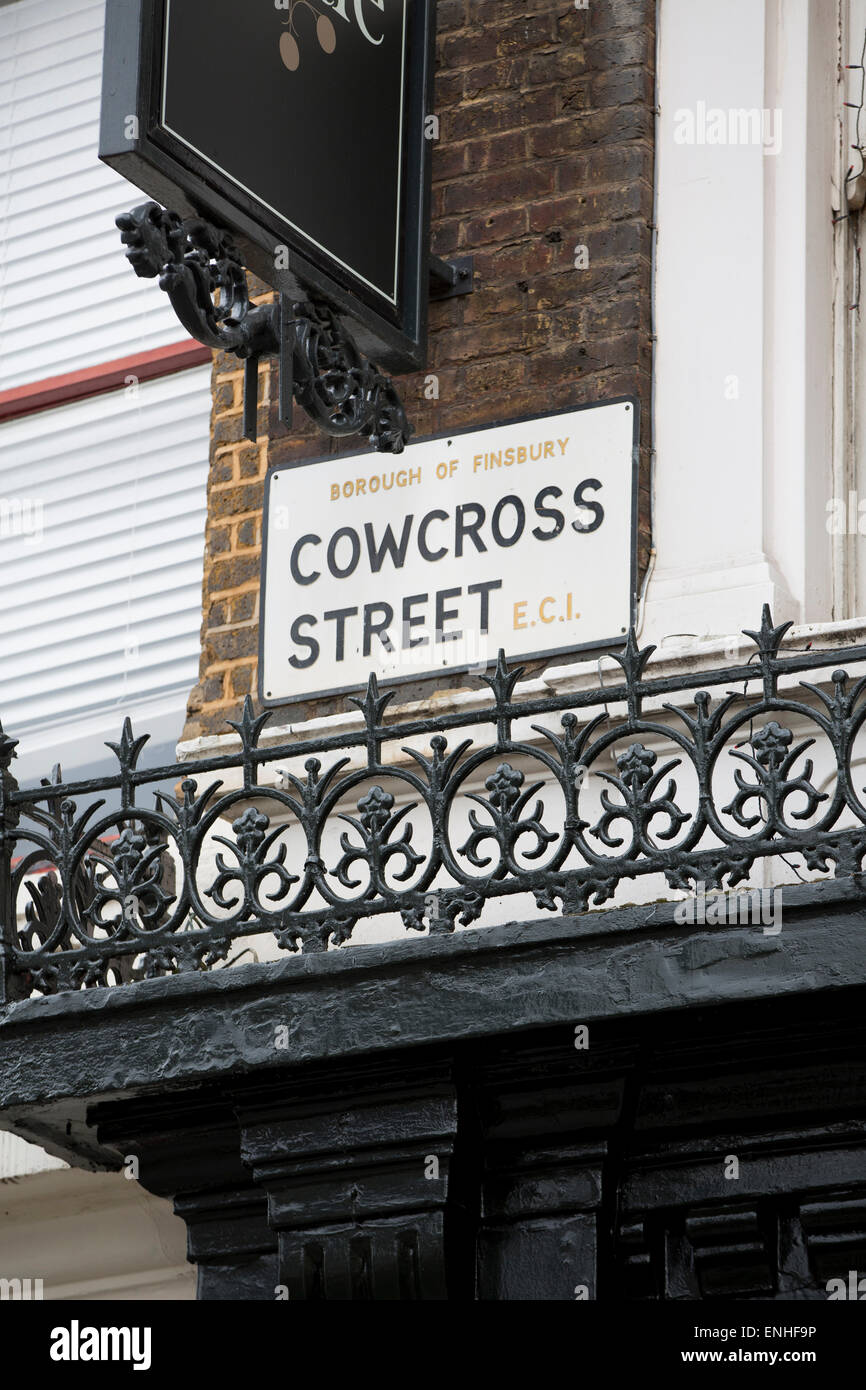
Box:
[99,0,436,373]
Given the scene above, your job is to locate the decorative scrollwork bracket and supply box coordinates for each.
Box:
[115,201,413,453]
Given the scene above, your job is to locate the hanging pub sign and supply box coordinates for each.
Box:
[99,0,436,371]
[260,400,639,704]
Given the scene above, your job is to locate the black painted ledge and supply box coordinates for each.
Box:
[1,876,865,1166]
[3,881,866,1299]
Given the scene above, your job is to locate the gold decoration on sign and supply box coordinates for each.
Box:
[280,1,337,72]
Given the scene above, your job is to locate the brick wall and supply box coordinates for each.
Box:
[183,0,655,742]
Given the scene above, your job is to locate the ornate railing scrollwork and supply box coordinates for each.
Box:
[5,607,866,1000]
[115,201,412,452]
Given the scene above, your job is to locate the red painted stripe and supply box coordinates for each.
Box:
[0,341,213,423]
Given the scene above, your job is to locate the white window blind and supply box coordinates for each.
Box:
[0,367,211,735]
[0,0,187,390]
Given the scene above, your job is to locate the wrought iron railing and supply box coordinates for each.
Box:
[3,606,866,1001]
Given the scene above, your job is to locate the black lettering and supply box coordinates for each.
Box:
[572,479,604,533]
[363,602,395,656]
[323,607,358,662]
[288,615,319,669]
[531,486,565,541]
[402,593,429,648]
[364,515,414,572]
[491,495,525,547]
[467,580,502,632]
[435,587,462,644]
[455,503,487,557]
[418,509,448,562]
[290,534,321,585]
[327,526,361,578]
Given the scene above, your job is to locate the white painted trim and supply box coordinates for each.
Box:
[646,0,842,638]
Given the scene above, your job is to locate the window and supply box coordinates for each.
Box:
[0,0,212,785]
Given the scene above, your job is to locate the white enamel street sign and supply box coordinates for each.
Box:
[260,400,638,703]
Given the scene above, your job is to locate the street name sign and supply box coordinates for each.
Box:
[260,400,639,703]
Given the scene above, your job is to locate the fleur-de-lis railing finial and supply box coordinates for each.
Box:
[350,673,394,770]
[612,627,656,724]
[742,604,794,702]
[105,718,150,812]
[227,696,271,793]
[480,650,525,747]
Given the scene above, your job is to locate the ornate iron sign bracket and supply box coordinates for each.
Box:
[116,202,414,453]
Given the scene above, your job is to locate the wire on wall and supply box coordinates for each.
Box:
[843,28,866,311]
